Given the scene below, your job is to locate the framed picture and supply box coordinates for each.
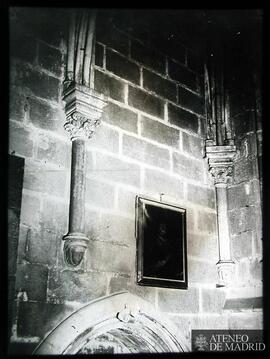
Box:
[136,196,187,289]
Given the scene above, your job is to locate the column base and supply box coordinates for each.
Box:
[216,260,235,288]
[63,233,89,267]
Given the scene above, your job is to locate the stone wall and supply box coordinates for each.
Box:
[225,34,263,328]
[9,8,72,354]
[8,8,263,354]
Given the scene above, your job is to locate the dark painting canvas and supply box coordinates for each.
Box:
[136,196,187,289]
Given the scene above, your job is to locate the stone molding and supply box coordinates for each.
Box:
[216,260,235,288]
[33,292,190,354]
[116,303,140,323]
[206,145,236,184]
[63,83,107,141]
[62,233,89,267]
[209,166,233,185]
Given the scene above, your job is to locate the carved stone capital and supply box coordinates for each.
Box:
[209,166,233,185]
[216,260,235,287]
[205,145,236,184]
[64,112,101,141]
[63,82,107,141]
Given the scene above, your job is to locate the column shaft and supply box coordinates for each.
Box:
[68,139,86,235]
[216,183,231,261]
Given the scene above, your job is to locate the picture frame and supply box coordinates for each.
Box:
[135,196,188,289]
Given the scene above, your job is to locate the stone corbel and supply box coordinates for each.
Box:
[206,144,236,287]
[62,10,107,267]
[63,83,106,141]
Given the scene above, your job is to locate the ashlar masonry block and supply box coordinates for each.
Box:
[91,152,141,188]
[158,287,200,313]
[85,178,115,209]
[15,263,48,302]
[106,49,140,84]
[122,135,170,170]
[141,116,179,148]
[143,69,177,102]
[17,301,73,338]
[143,168,184,201]
[9,121,34,158]
[86,241,134,274]
[101,102,138,133]
[128,86,164,118]
[86,212,135,246]
[188,258,218,284]
[201,288,226,313]
[130,40,166,74]
[47,269,107,303]
[94,70,125,103]
[168,103,199,133]
[172,152,205,181]
[168,59,197,91]
[29,97,65,131]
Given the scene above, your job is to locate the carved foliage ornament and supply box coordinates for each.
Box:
[209,165,233,184]
[62,83,106,142]
[206,145,236,185]
[64,112,101,141]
